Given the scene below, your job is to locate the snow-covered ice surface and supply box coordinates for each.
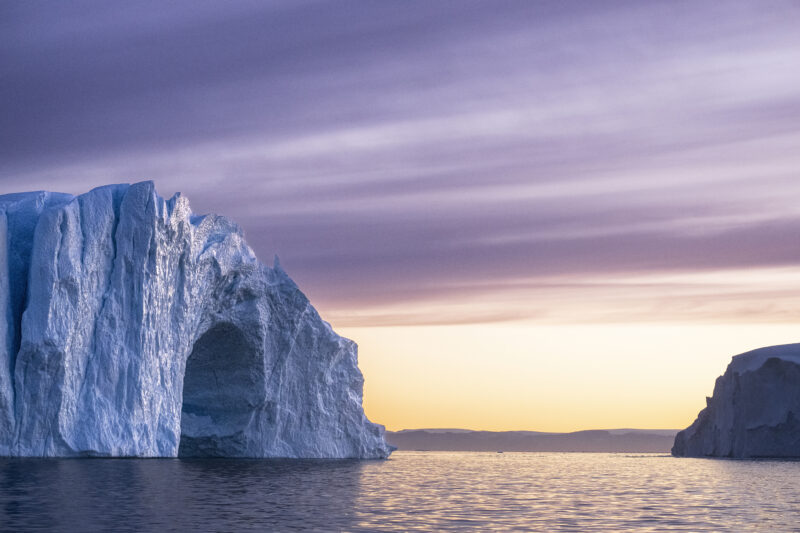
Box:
[673,343,800,458]
[0,182,392,458]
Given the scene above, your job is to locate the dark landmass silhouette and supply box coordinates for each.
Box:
[387,429,677,453]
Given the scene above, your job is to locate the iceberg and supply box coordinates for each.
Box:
[0,182,392,458]
[672,343,800,458]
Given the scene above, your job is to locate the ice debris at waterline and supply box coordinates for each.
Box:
[0,182,392,458]
[672,343,800,458]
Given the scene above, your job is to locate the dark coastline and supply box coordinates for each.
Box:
[386,429,678,453]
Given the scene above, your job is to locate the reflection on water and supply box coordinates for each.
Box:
[2,452,800,531]
[0,458,364,531]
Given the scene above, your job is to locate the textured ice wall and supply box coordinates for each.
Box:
[0,182,392,458]
[672,343,800,458]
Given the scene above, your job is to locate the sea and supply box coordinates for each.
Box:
[1,451,799,532]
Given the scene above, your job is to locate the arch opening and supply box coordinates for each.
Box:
[178,322,265,457]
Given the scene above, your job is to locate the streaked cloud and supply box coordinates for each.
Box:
[3,0,800,326]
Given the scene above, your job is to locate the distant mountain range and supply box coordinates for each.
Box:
[386,429,678,453]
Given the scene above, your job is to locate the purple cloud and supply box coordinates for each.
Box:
[3,0,800,325]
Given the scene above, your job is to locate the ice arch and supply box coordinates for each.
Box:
[179,323,267,457]
[0,181,392,458]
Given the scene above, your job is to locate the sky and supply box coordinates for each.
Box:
[3,0,800,431]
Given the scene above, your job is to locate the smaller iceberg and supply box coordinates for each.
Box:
[672,343,800,458]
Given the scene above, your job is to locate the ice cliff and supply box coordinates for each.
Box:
[672,343,800,458]
[0,181,392,458]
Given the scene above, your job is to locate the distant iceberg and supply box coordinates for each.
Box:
[672,343,800,458]
[0,182,391,458]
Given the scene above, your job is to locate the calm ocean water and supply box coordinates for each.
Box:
[1,451,799,531]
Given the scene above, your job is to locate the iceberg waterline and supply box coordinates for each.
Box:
[0,181,392,458]
[673,343,800,458]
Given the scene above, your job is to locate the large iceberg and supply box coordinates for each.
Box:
[672,343,800,458]
[0,182,392,458]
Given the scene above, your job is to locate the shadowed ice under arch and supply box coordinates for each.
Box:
[178,323,267,457]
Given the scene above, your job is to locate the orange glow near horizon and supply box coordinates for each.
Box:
[340,322,800,432]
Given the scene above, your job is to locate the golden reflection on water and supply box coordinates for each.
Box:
[354,452,800,531]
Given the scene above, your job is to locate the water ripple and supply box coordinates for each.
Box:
[1,452,799,531]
